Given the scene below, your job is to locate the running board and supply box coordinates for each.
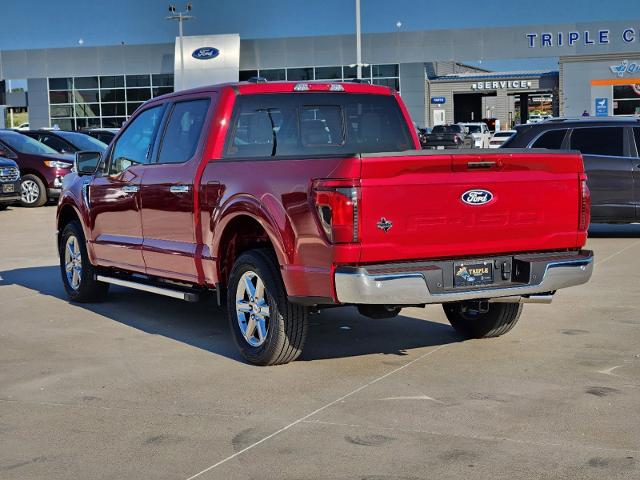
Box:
[96,275,200,302]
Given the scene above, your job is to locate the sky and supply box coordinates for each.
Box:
[0,0,638,77]
[0,0,637,50]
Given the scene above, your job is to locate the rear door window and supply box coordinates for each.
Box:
[157,99,210,164]
[633,128,640,156]
[224,93,412,159]
[570,127,624,157]
[530,129,567,149]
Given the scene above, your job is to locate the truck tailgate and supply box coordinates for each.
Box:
[358,151,584,263]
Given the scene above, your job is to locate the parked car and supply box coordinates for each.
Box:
[0,130,73,207]
[16,122,30,131]
[415,124,431,148]
[83,128,120,145]
[0,157,21,210]
[461,122,491,148]
[501,117,640,223]
[489,129,516,148]
[526,114,552,124]
[423,124,475,149]
[20,130,108,154]
[57,81,592,366]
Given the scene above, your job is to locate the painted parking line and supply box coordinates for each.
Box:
[184,344,449,480]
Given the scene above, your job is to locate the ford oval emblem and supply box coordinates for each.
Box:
[461,189,494,205]
[192,47,220,60]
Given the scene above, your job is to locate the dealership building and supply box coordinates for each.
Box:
[1,20,639,130]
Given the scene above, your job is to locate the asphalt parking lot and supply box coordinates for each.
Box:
[1,206,639,479]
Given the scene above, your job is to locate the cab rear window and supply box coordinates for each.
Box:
[224,93,413,159]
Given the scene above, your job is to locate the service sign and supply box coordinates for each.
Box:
[472,80,532,91]
[192,47,220,60]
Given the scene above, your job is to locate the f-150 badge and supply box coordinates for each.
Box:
[377,217,393,232]
[461,189,494,205]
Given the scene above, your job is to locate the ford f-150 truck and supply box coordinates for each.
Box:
[56,81,593,366]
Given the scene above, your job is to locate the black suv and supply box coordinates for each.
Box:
[20,130,107,154]
[502,117,640,224]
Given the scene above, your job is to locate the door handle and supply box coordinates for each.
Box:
[121,185,139,194]
[169,185,191,194]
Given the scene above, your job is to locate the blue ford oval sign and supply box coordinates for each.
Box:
[192,47,220,60]
[461,189,494,205]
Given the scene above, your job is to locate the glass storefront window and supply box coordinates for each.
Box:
[372,64,399,78]
[152,87,173,98]
[51,118,75,130]
[343,65,372,79]
[126,75,151,87]
[372,78,400,91]
[50,91,72,104]
[74,77,99,89]
[315,66,342,80]
[286,67,314,81]
[100,76,125,88]
[100,89,125,102]
[127,103,143,115]
[239,70,258,81]
[101,103,127,116]
[102,117,127,128]
[260,69,286,81]
[127,88,152,102]
[74,103,101,117]
[72,90,100,103]
[50,105,74,118]
[49,78,73,90]
[151,74,174,87]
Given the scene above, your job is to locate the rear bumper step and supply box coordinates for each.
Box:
[96,275,200,302]
[334,250,593,305]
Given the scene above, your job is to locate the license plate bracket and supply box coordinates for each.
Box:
[454,260,494,287]
[2,184,15,193]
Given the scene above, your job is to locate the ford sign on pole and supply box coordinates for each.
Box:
[192,47,220,60]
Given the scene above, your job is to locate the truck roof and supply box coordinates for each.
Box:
[153,81,395,101]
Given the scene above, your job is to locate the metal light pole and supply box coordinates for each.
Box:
[355,0,362,79]
[166,3,194,91]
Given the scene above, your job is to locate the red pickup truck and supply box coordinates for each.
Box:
[56,81,593,365]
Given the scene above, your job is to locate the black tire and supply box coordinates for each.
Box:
[443,301,523,339]
[20,174,47,207]
[0,204,7,211]
[227,249,308,366]
[59,221,109,303]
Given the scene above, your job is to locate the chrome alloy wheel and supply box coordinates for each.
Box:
[64,235,83,291]
[235,271,271,347]
[21,179,40,205]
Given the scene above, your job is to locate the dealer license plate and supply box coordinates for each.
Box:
[2,184,15,193]
[454,261,494,287]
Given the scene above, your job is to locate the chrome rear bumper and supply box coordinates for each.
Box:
[335,250,593,305]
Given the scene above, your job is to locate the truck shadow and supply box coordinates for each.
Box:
[1,266,461,364]
[589,223,640,238]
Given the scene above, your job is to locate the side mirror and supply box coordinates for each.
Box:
[74,151,102,176]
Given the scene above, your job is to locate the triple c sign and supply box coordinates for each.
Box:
[526,28,639,49]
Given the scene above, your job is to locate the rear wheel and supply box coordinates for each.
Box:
[0,204,7,211]
[59,221,109,302]
[443,301,523,339]
[227,249,308,366]
[20,174,47,207]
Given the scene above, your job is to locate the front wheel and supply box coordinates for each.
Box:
[443,301,523,339]
[20,174,47,207]
[59,221,109,302]
[227,249,308,366]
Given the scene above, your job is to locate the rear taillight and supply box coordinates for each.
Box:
[312,179,360,244]
[579,174,590,232]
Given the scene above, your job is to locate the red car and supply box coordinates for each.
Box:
[56,81,593,365]
[0,129,73,207]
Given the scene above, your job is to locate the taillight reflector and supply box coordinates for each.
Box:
[312,179,360,244]
[579,174,590,232]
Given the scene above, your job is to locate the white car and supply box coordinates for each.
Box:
[527,114,552,124]
[16,122,29,130]
[489,130,516,148]
[460,122,491,148]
